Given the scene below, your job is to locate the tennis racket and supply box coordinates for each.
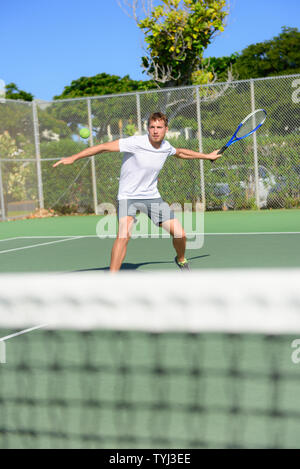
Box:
[214,109,267,159]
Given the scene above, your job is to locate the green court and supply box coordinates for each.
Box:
[0,209,299,272]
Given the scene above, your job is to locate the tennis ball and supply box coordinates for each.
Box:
[80,128,90,139]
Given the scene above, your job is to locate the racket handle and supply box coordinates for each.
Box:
[210,145,228,163]
[217,145,228,155]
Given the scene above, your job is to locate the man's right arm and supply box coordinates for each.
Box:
[53,140,120,167]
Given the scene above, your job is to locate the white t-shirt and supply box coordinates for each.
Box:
[118,134,176,200]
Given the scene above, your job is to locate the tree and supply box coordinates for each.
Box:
[0,100,34,146]
[52,73,159,143]
[0,132,36,212]
[53,73,156,99]
[4,83,34,101]
[235,27,300,79]
[200,53,238,82]
[133,0,228,86]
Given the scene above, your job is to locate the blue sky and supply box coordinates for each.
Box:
[1,0,300,101]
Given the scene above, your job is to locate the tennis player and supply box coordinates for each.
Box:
[53,112,221,272]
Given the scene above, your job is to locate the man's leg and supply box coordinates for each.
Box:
[161,218,186,263]
[110,216,134,272]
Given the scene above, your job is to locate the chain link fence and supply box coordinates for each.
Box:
[0,74,299,220]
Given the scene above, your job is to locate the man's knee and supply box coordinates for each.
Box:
[172,221,186,240]
[174,231,186,241]
[117,232,131,243]
[117,216,134,242]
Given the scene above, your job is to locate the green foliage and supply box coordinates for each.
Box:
[198,27,300,82]
[41,92,158,143]
[235,27,300,79]
[40,139,94,213]
[138,0,228,86]
[53,73,156,99]
[38,108,71,141]
[124,123,137,136]
[201,54,239,81]
[0,132,37,211]
[170,116,198,132]
[0,100,34,145]
[40,100,89,138]
[4,83,34,101]
[191,69,214,85]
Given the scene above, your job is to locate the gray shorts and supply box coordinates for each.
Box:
[118,198,175,226]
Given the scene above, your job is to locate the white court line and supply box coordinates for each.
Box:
[0,324,48,364]
[0,237,83,255]
[0,237,22,243]
[0,235,80,242]
[0,231,299,251]
[8,231,300,239]
[0,324,48,342]
[205,231,300,235]
[72,232,300,236]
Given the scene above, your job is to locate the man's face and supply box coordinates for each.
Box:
[148,119,168,144]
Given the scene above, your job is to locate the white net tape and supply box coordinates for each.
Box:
[0,269,299,334]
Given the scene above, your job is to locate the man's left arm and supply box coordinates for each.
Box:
[174,148,222,161]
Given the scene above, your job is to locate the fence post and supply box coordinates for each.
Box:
[32,101,44,210]
[136,93,142,135]
[250,79,260,209]
[196,87,206,210]
[87,98,98,214]
[0,160,6,221]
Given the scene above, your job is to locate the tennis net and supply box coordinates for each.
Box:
[0,269,300,449]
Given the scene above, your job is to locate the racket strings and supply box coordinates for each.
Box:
[236,110,266,138]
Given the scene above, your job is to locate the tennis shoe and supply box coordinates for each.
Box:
[175,257,190,271]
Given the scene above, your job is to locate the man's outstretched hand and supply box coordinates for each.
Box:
[53,156,76,168]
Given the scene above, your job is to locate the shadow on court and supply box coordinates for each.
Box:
[73,255,210,272]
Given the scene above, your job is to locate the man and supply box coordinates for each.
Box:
[53,112,222,272]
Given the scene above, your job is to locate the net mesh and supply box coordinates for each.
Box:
[0,270,300,449]
[236,110,267,139]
